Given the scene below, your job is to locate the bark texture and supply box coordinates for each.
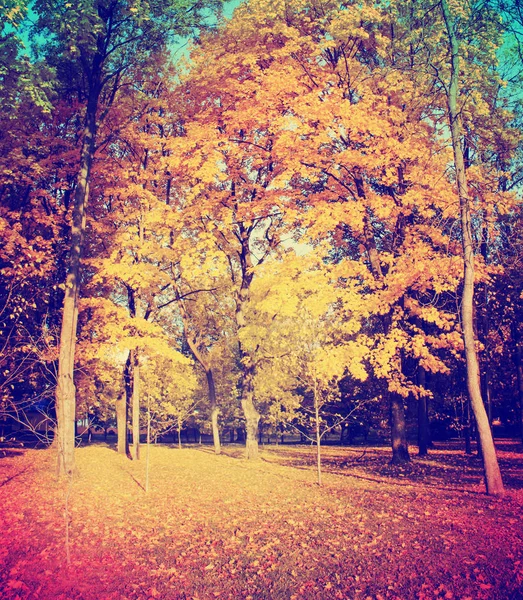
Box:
[417,366,430,456]
[55,81,99,478]
[131,351,140,460]
[116,394,128,456]
[241,386,260,460]
[207,370,221,455]
[235,220,260,459]
[513,324,523,444]
[390,392,410,464]
[441,0,504,496]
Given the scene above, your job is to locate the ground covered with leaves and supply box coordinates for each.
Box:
[1,441,522,599]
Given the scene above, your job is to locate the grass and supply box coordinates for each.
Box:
[1,440,522,599]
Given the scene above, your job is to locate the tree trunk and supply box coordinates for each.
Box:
[441,0,504,496]
[237,344,260,458]
[390,392,410,464]
[340,423,347,445]
[145,405,151,493]
[131,351,140,460]
[464,397,472,455]
[206,369,221,455]
[117,351,131,456]
[115,393,128,456]
[513,323,523,443]
[234,219,260,459]
[314,383,322,486]
[417,366,430,456]
[418,395,429,457]
[242,391,260,460]
[55,85,99,478]
[239,356,260,459]
[177,416,182,450]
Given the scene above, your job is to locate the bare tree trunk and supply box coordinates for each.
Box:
[235,220,260,460]
[145,403,151,493]
[417,366,430,456]
[418,395,429,457]
[242,382,260,460]
[117,351,131,456]
[131,351,140,460]
[55,83,99,478]
[206,369,221,454]
[464,397,472,455]
[116,394,128,455]
[314,381,322,486]
[390,392,410,464]
[513,323,523,444]
[237,340,260,459]
[441,0,504,496]
[177,416,182,450]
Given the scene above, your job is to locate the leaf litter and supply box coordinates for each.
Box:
[0,443,522,599]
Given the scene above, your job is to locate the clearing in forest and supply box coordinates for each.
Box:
[1,443,522,599]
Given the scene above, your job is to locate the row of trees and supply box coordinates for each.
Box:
[1,0,523,496]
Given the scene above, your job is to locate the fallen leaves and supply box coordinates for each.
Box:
[0,444,522,599]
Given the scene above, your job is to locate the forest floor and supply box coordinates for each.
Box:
[1,440,522,600]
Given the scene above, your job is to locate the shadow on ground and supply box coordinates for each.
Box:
[259,439,523,491]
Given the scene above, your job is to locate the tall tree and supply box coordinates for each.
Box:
[31,0,222,476]
[0,10,71,429]
[240,0,463,463]
[439,0,504,496]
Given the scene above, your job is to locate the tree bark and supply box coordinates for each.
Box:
[464,397,472,455]
[145,404,151,493]
[235,218,260,459]
[314,381,322,486]
[417,394,429,457]
[116,394,128,455]
[390,392,410,464]
[417,366,430,456]
[441,0,504,496]
[131,351,140,460]
[241,378,260,460]
[55,80,99,478]
[203,365,220,453]
[513,323,523,443]
[117,351,131,456]
[206,369,221,451]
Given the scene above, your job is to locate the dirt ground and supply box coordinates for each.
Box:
[1,440,522,599]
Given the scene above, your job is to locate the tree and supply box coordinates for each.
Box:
[167,0,483,465]
[380,0,517,491]
[439,0,505,496]
[0,16,71,431]
[31,0,222,477]
[240,0,463,463]
[140,354,198,449]
[175,285,225,454]
[165,24,306,458]
[244,254,369,483]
